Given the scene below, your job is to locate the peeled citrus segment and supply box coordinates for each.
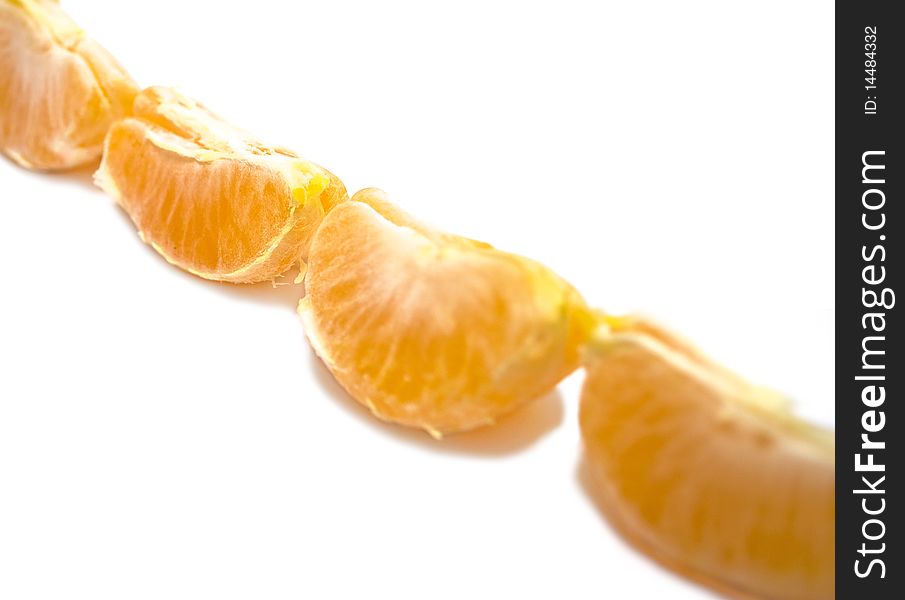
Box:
[580,326,834,600]
[0,0,137,170]
[94,86,347,283]
[300,188,594,436]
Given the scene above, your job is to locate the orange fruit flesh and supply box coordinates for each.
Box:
[95,86,347,283]
[301,188,595,435]
[580,327,834,600]
[0,0,137,170]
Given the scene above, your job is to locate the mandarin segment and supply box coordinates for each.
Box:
[580,326,834,600]
[95,86,347,283]
[0,0,137,170]
[300,189,595,435]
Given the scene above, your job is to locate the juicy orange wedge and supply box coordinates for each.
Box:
[0,0,137,170]
[300,188,595,436]
[94,86,347,283]
[580,320,834,600]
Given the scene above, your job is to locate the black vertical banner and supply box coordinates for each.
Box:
[837,3,903,598]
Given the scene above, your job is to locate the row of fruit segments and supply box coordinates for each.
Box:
[1,1,834,599]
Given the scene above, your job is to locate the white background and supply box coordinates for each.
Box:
[0,1,834,598]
